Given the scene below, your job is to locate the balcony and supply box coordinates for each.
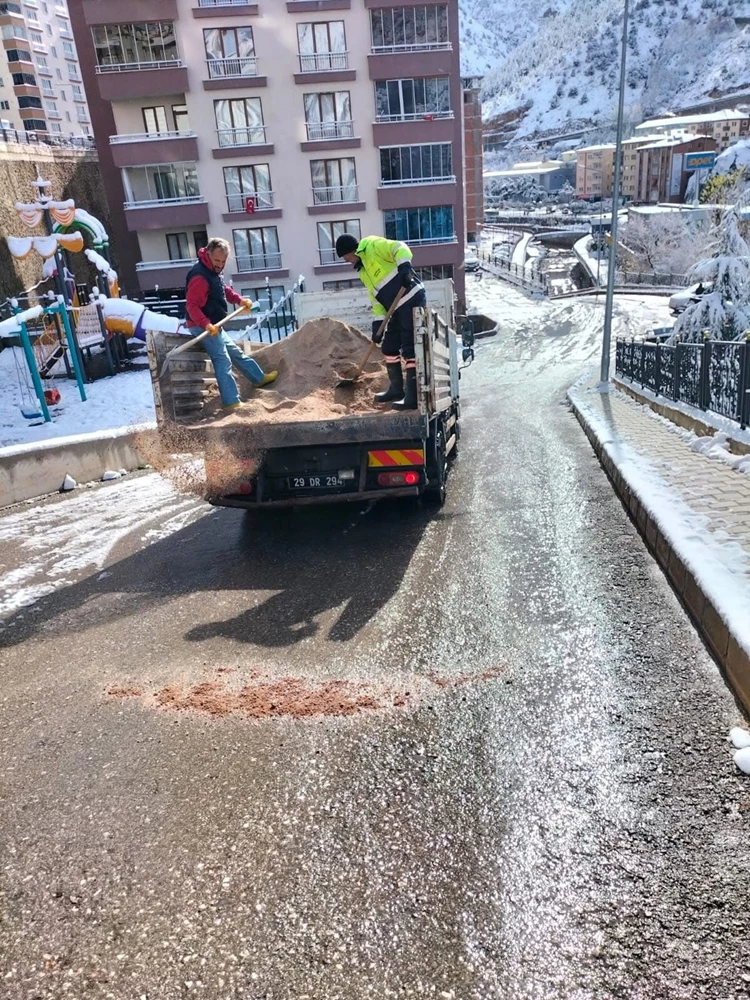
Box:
[213,126,274,159]
[308,183,365,215]
[372,111,454,144]
[109,129,199,167]
[222,189,282,222]
[381,174,455,188]
[294,51,355,84]
[192,0,258,16]
[301,118,359,151]
[83,0,178,25]
[287,0,350,9]
[233,252,289,280]
[135,258,193,291]
[368,45,454,80]
[123,195,210,232]
[94,60,189,101]
[204,56,266,90]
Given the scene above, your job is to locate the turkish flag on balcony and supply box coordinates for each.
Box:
[245,196,256,214]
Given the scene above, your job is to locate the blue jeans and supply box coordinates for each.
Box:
[194,328,265,407]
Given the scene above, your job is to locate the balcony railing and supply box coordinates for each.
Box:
[216,125,267,147]
[226,190,275,212]
[311,184,359,205]
[95,59,183,74]
[370,41,451,54]
[305,119,353,141]
[235,252,282,272]
[375,110,453,123]
[124,195,205,209]
[206,55,259,78]
[135,258,193,271]
[109,129,197,144]
[381,174,456,187]
[198,0,250,5]
[297,51,348,73]
[399,235,457,246]
[318,247,341,265]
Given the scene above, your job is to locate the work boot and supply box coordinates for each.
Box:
[374,362,403,403]
[256,370,278,387]
[392,368,417,411]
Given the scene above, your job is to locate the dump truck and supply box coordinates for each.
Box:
[146,280,472,509]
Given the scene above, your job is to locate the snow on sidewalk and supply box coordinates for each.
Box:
[569,377,750,660]
[0,349,155,450]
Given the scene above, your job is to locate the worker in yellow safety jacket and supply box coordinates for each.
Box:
[336,234,426,410]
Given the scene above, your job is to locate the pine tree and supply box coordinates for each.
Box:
[674,196,750,342]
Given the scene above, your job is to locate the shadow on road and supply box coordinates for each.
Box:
[0,499,431,652]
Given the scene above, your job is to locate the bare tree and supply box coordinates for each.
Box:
[620,212,713,275]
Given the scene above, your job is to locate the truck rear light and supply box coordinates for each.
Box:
[237,481,254,494]
[377,471,420,487]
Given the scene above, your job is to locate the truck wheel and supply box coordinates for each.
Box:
[425,426,447,506]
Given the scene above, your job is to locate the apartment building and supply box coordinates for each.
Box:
[0,0,90,136]
[461,74,482,243]
[620,135,663,201]
[635,134,717,204]
[635,109,750,154]
[575,144,615,200]
[68,0,465,307]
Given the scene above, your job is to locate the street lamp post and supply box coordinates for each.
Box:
[600,0,630,384]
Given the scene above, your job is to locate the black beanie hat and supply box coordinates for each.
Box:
[336,233,359,257]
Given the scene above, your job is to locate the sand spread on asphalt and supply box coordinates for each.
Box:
[193,318,393,424]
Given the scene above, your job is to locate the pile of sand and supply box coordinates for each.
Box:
[193,318,392,424]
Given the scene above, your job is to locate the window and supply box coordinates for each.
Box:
[91,22,179,69]
[50,122,62,133]
[72,84,82,100]
[166,232,190,260]
[0,100,10,110]
[214,97,265,146]
[45,100,57,112]
[24,6,39,20]
[192,230,207,254]
[23,117,46,130]
[65,110,70,120]
[322,278,360,291]
[6,48,32,62]
[46,22,52,35]
[62,41,74,57]
[29,29,42,44]
[142,105,168,134]
[67,65,80,80]
[12,72,36,86]
[19,95,43,108]
[41,1,47,10]
[383,205,454,244]
[297,21,346,72]
[374,77,450,121]
[59,88,65,100]
[76,107,87,120]
[310,157,357,204]
[232,226,281,271]
[223,163,273,212]
[415,264,453,281]
[303,91,352,141]
[172,103,189,131]
[36,55,48,69]
[57,15,66,27]
[3,25,28,40]
[203,26,256,78]
[124,163,200,204]
[380,143,452,185]
[317,219,360,264]
[240,284,285,309]
[370,6,449,52]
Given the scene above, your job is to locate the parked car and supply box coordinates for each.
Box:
[669,282,710,315]
[464,248,480,272]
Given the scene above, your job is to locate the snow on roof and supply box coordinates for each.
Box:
[576,143,616,153]
[638,134,712,150]
[636,108,749,131]
[484,163,566,178]
[621,134,664,146]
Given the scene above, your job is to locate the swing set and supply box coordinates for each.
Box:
[1,299,86,423]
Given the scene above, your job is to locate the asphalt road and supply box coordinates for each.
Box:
[1,280,749,999]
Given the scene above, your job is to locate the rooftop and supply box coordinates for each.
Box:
[638,134,712,150]
[636,108,749,131]
[576,143,617,153]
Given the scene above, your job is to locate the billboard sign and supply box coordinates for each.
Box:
[684,152,717,171]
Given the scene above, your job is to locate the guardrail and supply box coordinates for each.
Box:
[616,335,750,429]
[615,270,689,288]
[477,248,549,296]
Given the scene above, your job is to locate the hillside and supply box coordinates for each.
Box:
[459,0,750,145]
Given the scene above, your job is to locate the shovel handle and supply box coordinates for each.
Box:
[350,286,408,382]
[159,304,249,377]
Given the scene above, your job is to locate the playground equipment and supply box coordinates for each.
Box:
[0,299,86,422]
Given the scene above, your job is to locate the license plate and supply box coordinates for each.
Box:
[287,475,348,490]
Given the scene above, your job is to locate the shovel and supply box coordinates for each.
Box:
[336,286,407,388]
[159,305,249,378]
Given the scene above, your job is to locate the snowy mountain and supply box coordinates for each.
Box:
[459,0,750,145]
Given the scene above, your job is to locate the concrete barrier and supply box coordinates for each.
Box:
[0,423,156,508]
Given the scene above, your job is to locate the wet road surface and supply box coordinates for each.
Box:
[1,281,749,999]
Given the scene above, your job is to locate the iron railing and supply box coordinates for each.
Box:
[226,190,275,213]
[0,126,94,149]
[375,110,453,123]
[235,252,282,272]
[216,126,267,147]
[305,119,354,141]
[615,270,689,288]
[311,183,359,205]
[95,59,183,74]
[109,130,197,144]
[206,56,259,78]
[616,336,750,429]
[297,51,348,72]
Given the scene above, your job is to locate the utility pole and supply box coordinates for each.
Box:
[600,0,629,384]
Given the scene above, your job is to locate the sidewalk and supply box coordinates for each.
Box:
[568,377,750,713]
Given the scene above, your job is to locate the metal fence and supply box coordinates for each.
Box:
[615,270,689,288]
[477,248,559,297]
[616,336,750,429]
[0,127,94,150]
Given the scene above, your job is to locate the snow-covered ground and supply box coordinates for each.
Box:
[0,347,155,450]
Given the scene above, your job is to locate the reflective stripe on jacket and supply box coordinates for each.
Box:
[354,236,424,317]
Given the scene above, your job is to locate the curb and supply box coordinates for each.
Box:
[0,423,156,508]
[568,390,750,715]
